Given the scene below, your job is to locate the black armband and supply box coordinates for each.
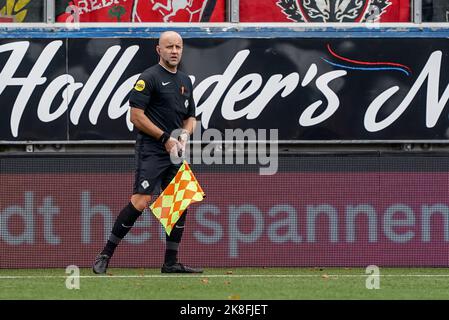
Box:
[158,132,170,145]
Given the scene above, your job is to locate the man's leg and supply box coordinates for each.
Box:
[93,194,151,274]
[164,208,187,266]
[160,164,203,273]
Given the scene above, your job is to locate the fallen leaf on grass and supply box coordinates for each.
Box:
[228,294,240,300]
[201,278,209,284]
[226,270,233,275]
[224,281,231,285]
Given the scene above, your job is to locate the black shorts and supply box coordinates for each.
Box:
[133,136,181,195]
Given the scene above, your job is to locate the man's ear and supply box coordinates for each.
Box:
[156,45,160,55]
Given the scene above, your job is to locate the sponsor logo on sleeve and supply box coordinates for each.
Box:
[134,79,146,91]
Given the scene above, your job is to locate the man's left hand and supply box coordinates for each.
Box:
[178,129,189,157]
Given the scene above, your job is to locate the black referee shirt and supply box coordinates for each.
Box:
[129,64,196,140]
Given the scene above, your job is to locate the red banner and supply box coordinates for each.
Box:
[56,0,225,23]
[0,16,14,22]
[1,171,449,268]
[240,0,410,23]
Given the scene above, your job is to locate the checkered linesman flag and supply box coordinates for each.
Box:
[149,160,205,235]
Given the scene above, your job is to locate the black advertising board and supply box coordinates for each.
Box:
[1,36,449,142]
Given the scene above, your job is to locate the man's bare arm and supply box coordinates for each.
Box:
[182,117,196,135]
[130,107,164,138]
[130,107,181,153]
[179,117,196,143]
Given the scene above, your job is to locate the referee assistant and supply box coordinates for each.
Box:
[93,31,202,274]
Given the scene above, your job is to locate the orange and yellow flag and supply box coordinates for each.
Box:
[149,160,205,235]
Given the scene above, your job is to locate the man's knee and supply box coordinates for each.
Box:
[131,194,152,211]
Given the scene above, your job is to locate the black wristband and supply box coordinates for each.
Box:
[158,132,170,145]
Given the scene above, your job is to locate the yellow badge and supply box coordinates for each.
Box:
[134,80,146,92]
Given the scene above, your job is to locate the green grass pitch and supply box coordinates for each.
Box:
[1,268,449,300]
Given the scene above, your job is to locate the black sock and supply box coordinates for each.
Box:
[101,240,117,257]
[101,202,143,257]
[164,211,187,265]
[164,249,178,266]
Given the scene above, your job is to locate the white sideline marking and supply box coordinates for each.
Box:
[1,274,449,279]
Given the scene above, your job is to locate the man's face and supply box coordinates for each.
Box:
[157,33,183,68]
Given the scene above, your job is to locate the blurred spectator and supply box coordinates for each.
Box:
[0,0,44,22]
[56,0,225,23]
[240,0,411,22]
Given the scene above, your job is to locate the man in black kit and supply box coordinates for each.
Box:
[92,31,203,274]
